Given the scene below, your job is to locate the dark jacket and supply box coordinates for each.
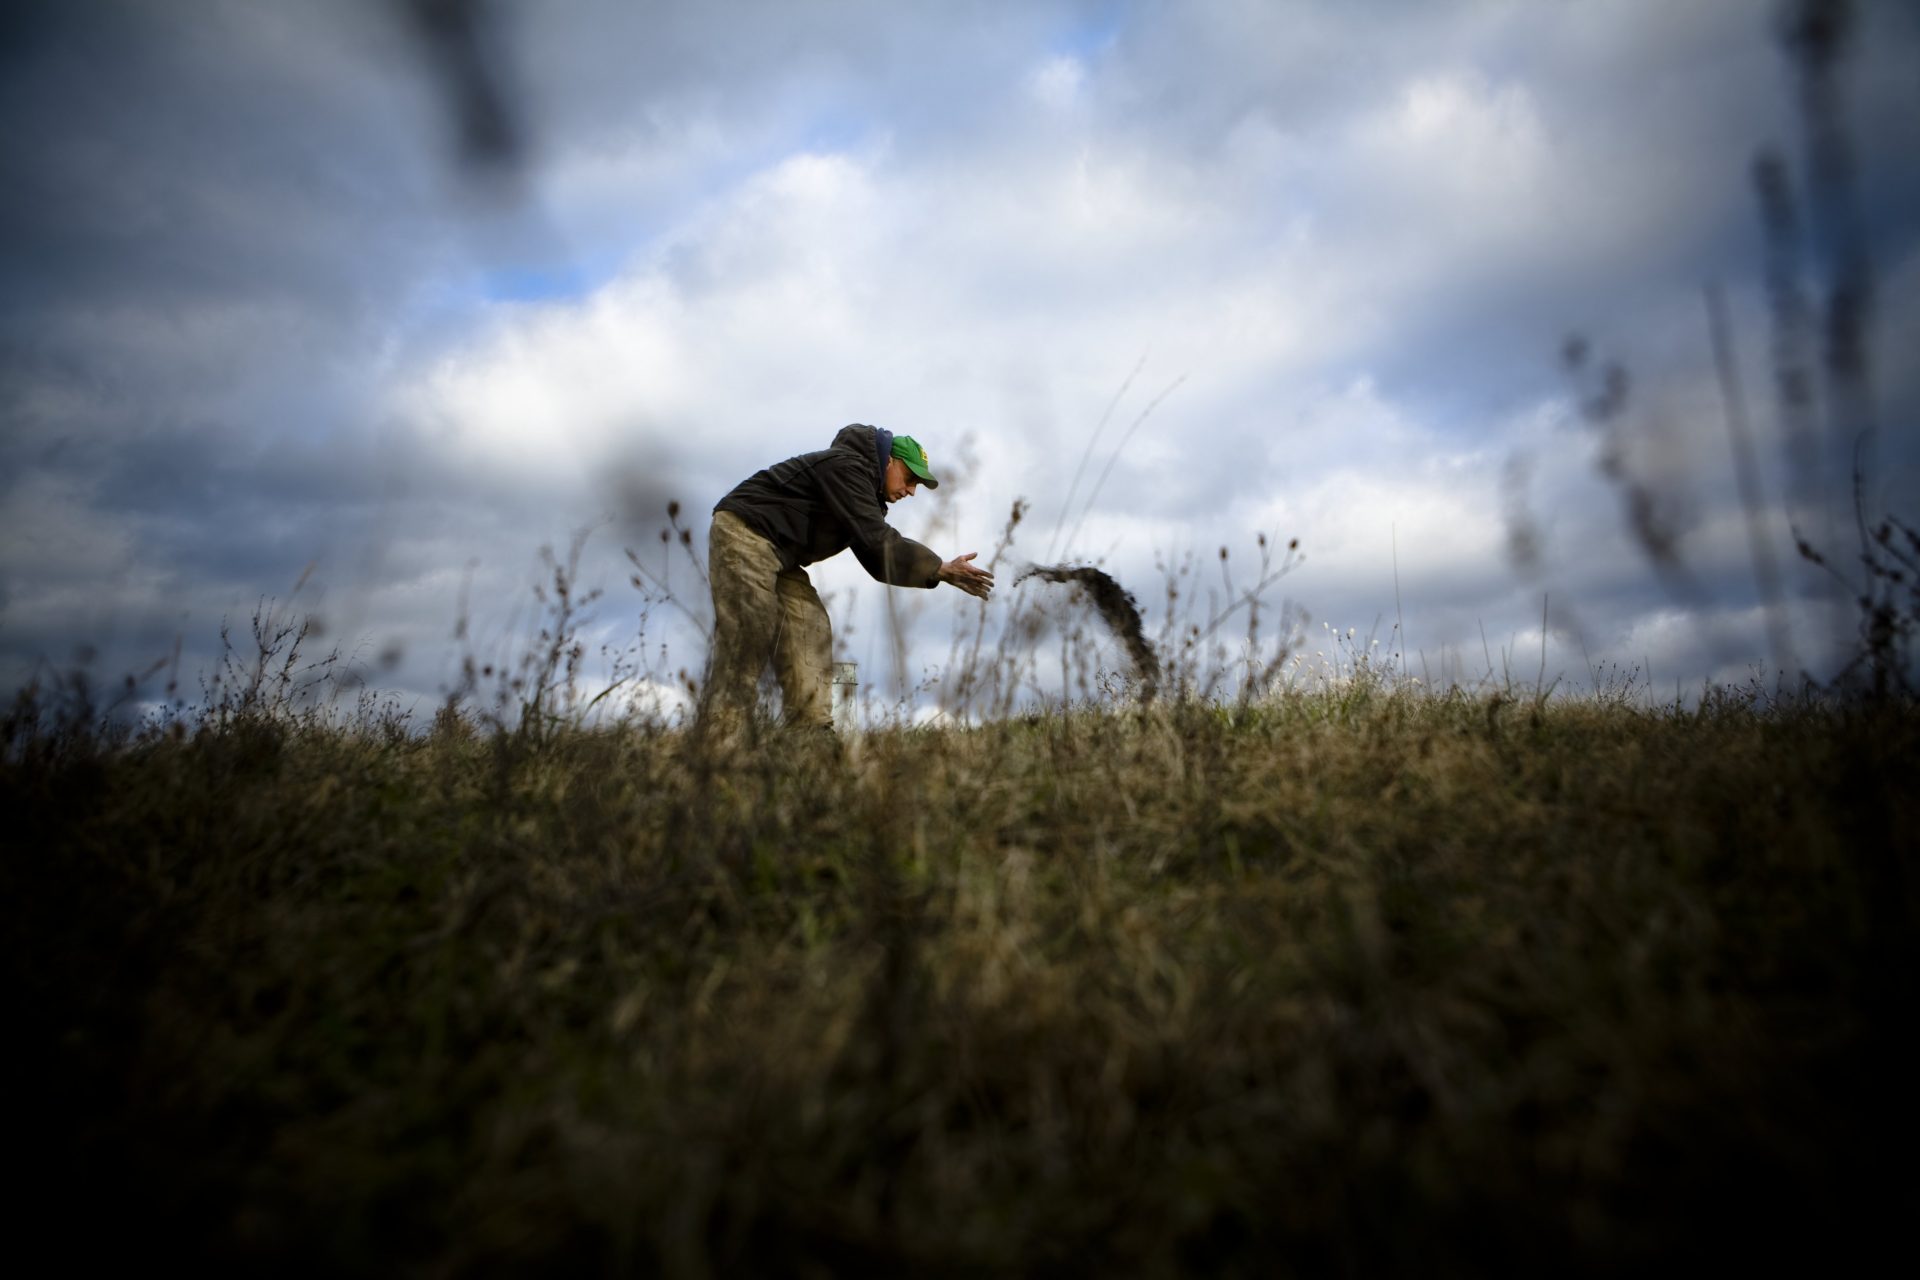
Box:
[715,424,943,587]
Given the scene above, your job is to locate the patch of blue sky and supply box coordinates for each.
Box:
[473,95,887,311]
[795,103,871,156]
[479,255,621,304]
[646,95,880,215]
[1050,0,1126,61]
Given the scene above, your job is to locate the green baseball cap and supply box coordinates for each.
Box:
[891,435,940,488]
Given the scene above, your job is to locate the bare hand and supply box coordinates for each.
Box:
[939,552,994,600]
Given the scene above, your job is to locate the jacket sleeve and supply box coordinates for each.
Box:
[812,452,944,588]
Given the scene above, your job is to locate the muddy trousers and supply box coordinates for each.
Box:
[699,510,833,737]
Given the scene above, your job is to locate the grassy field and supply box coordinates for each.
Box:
[8,677,1915,1276]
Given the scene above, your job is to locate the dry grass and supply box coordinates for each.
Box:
[9,673,1915,1275]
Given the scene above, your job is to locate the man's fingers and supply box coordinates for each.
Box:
[941,553,993,597]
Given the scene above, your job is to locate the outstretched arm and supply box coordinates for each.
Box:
[814,452,945,587]
[939,552,994,599]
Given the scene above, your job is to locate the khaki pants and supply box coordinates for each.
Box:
[699,510,833,737]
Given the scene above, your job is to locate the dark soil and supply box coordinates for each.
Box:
[1015,563,1159,700]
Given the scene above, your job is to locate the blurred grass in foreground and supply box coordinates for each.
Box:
[8,687,1915,1275]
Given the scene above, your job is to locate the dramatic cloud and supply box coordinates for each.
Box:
[3,0,1917,719]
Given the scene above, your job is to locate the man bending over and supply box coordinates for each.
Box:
[700,424,994,742]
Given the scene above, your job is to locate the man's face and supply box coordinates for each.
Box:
[884,456,919,504]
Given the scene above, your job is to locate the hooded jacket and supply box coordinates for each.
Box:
[714,424,944,588]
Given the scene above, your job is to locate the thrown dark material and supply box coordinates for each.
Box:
[1015,564,1160,702]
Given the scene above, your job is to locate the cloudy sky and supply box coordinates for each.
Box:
[3,0,1917,721]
